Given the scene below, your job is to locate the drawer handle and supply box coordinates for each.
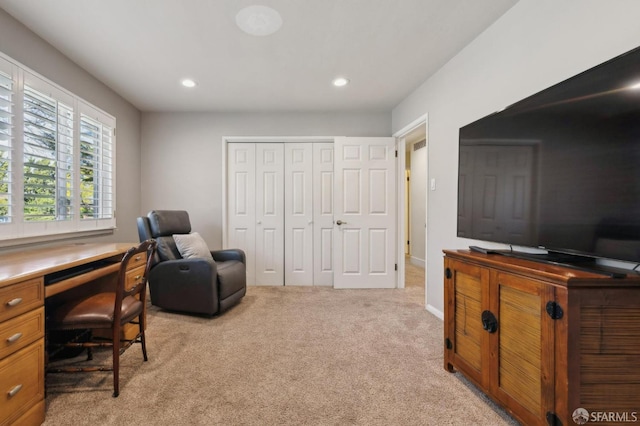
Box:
[135,275,141,280]
[6,298,22,307]
[8,384,22,398]
[135,255,142,261]
[7,332,23,343]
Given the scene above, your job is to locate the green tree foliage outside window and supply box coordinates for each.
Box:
[23,86,73,221]
[0,156,8,221]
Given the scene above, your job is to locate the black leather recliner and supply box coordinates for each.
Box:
[136,210,246,316]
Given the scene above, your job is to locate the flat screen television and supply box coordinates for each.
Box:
[457,46,640,269]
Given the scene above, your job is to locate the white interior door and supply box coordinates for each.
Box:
[333,137,396,288]
[313,143,334,286]
[255,143,284,285]
[227,143,257,285]
[284,143,313,286]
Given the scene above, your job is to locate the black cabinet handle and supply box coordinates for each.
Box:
[481,310,498,333]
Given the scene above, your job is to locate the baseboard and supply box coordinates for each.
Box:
[410,256,425,268]
[426,304,444,320]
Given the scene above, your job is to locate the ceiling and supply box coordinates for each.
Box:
[0,0,518,113]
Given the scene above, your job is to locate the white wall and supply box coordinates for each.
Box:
[140,111,391,248]
[409,144,426,265]
[391,0,640,317]
[0,9,142,249]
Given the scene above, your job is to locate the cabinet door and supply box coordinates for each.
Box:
[444,258,490,389]
[490,271,555,425]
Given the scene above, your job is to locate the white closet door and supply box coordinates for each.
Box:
[284,143,314,286]
[313,143,334,286]
[227,143,256,285]
[333,137,396,289]
[255,143,285,285]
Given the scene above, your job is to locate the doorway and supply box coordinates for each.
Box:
[406,133,426,268]
[394,114,428,301]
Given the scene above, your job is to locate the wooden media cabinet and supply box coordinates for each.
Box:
[444,249,640,426]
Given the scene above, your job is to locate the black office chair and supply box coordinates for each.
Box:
[46,240,156,397]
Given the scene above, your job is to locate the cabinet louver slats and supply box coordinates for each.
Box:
[578,293,640,412]
[454,272,483,372]
[498,285,542,416]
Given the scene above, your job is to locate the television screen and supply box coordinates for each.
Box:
[457,46,640,264]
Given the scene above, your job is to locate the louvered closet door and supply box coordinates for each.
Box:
[284,143,314,286]
[227,143,257,285]
[255,143,285,285]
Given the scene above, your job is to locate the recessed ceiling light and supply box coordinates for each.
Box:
[181,79,197,88]
[236,5,283,37]
[332,77,350,87]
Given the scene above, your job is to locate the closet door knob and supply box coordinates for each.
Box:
[336,220,347,226]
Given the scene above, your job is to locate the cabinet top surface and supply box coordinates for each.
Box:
[444,249,640,287]
[0,242,137,286]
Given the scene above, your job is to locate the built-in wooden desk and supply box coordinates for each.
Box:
[0,242,136,426]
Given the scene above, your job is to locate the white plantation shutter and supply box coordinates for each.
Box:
[22,84,74,221]
[79,103,115,223]
[0,57,14,226]
[0,52,117,243]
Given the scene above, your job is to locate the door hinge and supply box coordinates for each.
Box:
[546,301,564,320]
[395,263,398,271]
[407,240,410,245]
[395,149,398,157]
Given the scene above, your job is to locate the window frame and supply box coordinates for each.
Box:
[0,51,116,246]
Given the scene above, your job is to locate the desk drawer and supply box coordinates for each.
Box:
[126,265,146,292]
[0,307,45,360]
[0,340,44,426]
[0,278,44,323]
[128,252,147,270]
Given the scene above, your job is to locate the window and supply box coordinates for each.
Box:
[79,106,114,221]
[22,84,74,222]
[0,59,13,226]
[0,53,116,243]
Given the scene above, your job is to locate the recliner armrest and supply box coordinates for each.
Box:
[212,249,246,264]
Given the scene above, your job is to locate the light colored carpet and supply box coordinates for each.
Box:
[43,261,518,425]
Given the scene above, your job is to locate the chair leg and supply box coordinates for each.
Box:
[112,332,120,397]
[140,314,148,362]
